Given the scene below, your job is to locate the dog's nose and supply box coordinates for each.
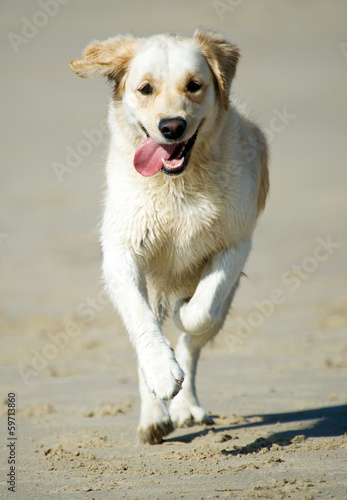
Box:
[158,117,187,140]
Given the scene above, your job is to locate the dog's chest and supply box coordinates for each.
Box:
[129,185,227,279]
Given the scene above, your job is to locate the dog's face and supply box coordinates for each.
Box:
[124,36,219,176]
[71,30,239,177]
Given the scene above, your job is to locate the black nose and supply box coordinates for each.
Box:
[158,117,187,140]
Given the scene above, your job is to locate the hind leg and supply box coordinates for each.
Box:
[169,331,214,427]
[170,281,240,427]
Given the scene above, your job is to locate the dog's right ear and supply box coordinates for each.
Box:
[70,36,138,85]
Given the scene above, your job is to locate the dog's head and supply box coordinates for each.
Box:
[71,29,239,177]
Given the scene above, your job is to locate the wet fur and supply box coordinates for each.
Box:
[71,29,269,444]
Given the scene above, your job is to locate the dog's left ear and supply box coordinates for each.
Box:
[70,36,138,87]
[193,29,239,111]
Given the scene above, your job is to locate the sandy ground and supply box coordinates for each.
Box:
[1,1,347,498]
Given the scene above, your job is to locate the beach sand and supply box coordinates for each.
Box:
[1,1,347,498]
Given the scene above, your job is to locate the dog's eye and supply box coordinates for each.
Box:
[187,80,202,93]
[138,84,153,96]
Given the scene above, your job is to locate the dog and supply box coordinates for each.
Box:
[70,29,269,444]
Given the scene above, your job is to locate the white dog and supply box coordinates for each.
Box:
[71,29,269,444]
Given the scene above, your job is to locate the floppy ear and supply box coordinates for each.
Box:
[70,36,138,86]
[193,29,239,111]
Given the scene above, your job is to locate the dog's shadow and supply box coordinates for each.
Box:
[164,404,347,454]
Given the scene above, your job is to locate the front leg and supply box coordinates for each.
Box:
[137,368,174,444]
[103,244,184,401]
[171,241,251,427]
[173,240,251,336]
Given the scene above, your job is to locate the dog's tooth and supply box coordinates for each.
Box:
[162,157,184,169]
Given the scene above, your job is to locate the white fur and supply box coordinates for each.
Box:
[71,30,269,444]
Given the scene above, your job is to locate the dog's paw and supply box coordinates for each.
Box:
[170,398,214,428]
[173,299,191,332]
[138,418,174,445]
[145,360,184,401]
[173,299,215,335]
[141,346,184,401]
[138,397,174,445]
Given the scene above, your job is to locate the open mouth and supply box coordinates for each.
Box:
[160,127,200,176]
[134,123,202,177]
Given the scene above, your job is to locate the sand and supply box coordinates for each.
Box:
[1,1,347,498]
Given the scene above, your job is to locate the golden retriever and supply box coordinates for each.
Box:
[71,29,269,444]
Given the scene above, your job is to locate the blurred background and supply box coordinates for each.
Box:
[1,1,347,495]
[1,0,346,406]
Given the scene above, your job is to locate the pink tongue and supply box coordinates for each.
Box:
[134,137,177,177]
